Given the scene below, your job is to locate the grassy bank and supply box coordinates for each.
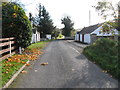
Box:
[1,40,50,87]
[27,41,49,50]
[1,55,28,86]
[83,38,119,80]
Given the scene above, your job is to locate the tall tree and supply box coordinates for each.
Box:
[29,13,33,22]
[29,13,36,28]
[61,16,74,37]
[37,4,55,38]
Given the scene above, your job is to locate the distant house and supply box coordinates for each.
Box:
[31,28,40,43]
[75,24,118,44]
[46,34,52,40]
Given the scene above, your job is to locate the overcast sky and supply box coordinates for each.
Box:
[17,0,119,29]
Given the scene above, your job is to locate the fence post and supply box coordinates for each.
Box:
[9,39,12,56]
[19,47,22,54]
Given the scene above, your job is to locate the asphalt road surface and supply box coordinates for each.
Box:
[9,40,118,88]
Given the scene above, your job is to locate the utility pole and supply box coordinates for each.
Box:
[89,10,91,26]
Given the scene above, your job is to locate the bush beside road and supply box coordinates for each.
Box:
[83,38,119,81]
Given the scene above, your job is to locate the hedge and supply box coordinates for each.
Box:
[2,2,32,48]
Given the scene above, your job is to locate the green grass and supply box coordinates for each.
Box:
[83,38,119,80]
[27,40,51,50]
[1,59,28,86]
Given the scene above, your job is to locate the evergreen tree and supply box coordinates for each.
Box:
[29,13,36,28]
[37,4,55,38]
[29,13,33,22]
[61,16,74,37]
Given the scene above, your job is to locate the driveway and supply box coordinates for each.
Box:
[9,40,118,88]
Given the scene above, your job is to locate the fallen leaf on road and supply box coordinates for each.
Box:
[26,63,31,66]
[21,70,27,74]
[102,70,105,72]
[72,69,75,71]
[35,70,38,72]
[41,62,48,66]
[102,70,107,73]
[104,71,107,73]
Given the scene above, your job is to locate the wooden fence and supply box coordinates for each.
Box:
[0,37,16,61]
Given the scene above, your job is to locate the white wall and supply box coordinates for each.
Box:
[31,31,40,43]
[91,25,118,36]
[84,34,91,43]
[80,34,82,42]
[97,29,118,36]
[37,32,40,41]
[77,34,79,41]
[31,34,36,43]
[75,34,77,40]
[75,34,79,41]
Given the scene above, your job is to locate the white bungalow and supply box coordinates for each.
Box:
[31,28,40,43]
[75,24,118,44]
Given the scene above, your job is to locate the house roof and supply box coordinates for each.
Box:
[79,24,100,34]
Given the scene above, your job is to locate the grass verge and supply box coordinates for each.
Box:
[83,38,119,81]
[1,40,51,87]
[27,40,49,50]
[1,55,28,86]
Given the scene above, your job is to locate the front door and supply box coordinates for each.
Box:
[82,34,84,42]
[79,34,80,41]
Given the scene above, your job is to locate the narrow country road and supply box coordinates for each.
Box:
[9,40,118,88]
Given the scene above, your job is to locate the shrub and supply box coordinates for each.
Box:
[2,2,32,48]
[83,38,119,80]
